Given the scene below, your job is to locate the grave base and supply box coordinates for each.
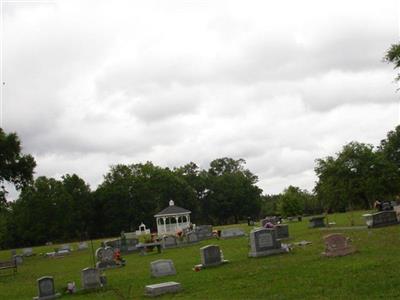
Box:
[193,260,229,270]
[248,248,287,258]
[144,281,181,297]
[33,293,61,300]
[321,247,356,257]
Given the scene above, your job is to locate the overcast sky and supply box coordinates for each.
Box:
[2,0,400,195]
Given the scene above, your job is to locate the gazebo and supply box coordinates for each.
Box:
[154,200,191,235]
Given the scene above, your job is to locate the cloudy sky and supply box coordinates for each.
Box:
[2,0,399,195]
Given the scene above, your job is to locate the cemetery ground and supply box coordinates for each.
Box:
[1,211,400,299]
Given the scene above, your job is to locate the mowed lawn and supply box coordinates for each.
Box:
[1,211,400,299]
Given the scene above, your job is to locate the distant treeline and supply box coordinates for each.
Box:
[1,125,400,248]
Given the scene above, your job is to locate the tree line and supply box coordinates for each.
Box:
[0,134,263,248]
[2,125,400,248]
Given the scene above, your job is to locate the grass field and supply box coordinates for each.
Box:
[1,210,400,299]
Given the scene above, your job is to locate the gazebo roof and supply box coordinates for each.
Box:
[154,200,191,217]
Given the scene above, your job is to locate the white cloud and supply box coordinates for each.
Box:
[3,0,400,196]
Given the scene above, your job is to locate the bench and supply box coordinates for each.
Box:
[0,259,17,275]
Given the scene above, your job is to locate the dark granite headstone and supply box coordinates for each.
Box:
[363,211,399,228]
[309,216,326,228]
[248,228,286,257]
[275,224,289,239]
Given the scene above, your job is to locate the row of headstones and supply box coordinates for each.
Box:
[13,242,89,260]
[33,267,106,300]
[33,229,354,299]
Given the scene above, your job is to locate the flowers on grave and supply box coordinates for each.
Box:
[66,282,76,294]
[263,222,274,229]
[176,230,185,242]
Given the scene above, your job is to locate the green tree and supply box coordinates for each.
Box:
[384,43,400,81]
[314,141,396,212]
[206,158,262,224]
[277,186,306,218]
[0,128,36,205]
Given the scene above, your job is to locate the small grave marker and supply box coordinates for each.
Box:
[162,236,178,249]
[81,267,102,290]
[144,282,181,297]
[220,228,245,239]
[33,276,60,300]
[194,245,228,269]
[150,259,176,277]
[322,234,356,257]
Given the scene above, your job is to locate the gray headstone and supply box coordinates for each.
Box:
[200,245,222,267]
[220,228,245,239]
[275,224,289,239]
[186,232,198,243]
[13,255,23,265]
[125,238,139,252]
[144,281,181,297]
[248,228,286,257]
[95,246,117,269]
[309,216,326,228]
[150,259,177,277]
[59,244,71,252]
[23,248,34,256]
[78,242,88,250]
[81,267,102,290]
[162,236,178,248]
[364,211,398,228]
[194,225,213,240]
[33,276,60,300]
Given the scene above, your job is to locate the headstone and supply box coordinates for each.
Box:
[322,234,356,257]
[81,267,102,290]
[248,228,287,257]
[13,255,23,265]
[125,238,139,253]
[150,259,177,277]
[363,211,399,228]
[23,248,34,256]
[77,242,88,251]
[162,235,178,249]
[59,244,72,252]
[309,216,326,228]
[95,246,117,269]
[194,225,213,240]
[186,231,198,243]
[198,245,228,268]
[275,224,289,239]
[105,239,121,249]
[144,282,181,297]
[261,216,279,227]
[33,276,60,300]
[220,228,246,239]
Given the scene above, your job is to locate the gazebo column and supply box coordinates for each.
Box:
[175,216,179,230]
[163,217,167,234]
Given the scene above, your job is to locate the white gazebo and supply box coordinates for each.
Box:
[154,200,191,235]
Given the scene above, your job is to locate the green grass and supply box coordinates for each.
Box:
[1,210,400,299]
